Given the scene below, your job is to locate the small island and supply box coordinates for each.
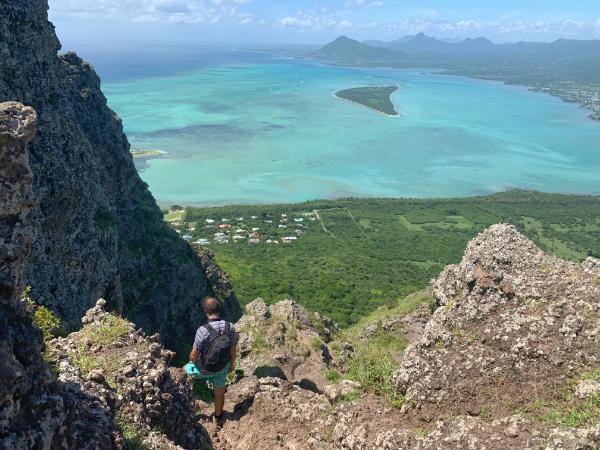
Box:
[130,149,165,158]
[335,86,399,116]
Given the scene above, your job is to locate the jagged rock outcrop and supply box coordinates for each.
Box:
[233,298,336,390]
[0,101,120,450]
[50,298,211,450]
[0,0,241,352]
[394,225,599,420]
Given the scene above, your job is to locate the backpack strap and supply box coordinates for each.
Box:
[203,322,219,339]
[223,322,230,335]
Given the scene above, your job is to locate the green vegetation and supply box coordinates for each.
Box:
[335,86,399,116]
[339,389,361,403]
[517,370,600,428]
[324,369,342,382]
[542,395,599,427]
[78,314,131,347]
[22,286,64,341]
[69,313,132,389]
[117,415,150,450]
[180,191,600,328]
[346,343,405,408]
[333,292,431,408]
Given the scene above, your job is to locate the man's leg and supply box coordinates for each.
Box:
[213,386,225,417]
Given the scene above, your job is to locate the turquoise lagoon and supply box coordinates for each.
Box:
[101,49,600,206]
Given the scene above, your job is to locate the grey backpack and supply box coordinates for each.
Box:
[200,322,231,374]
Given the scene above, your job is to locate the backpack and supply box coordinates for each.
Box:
[200,322,232,374]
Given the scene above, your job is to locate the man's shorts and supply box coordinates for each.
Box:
[184,362,230,388]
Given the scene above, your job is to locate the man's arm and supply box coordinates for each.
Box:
[229,345,237,372]
[189,347,200,365]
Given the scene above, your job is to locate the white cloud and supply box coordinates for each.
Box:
[49,0,253,24]
[345,0,384,8]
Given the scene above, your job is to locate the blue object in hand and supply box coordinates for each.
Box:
[184,362,202,378]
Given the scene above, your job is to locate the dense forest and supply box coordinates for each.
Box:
[172,191,600,326]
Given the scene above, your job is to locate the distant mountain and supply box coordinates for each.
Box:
[364,33,495,55]
[362,33,600,59]
[314,36,403,62]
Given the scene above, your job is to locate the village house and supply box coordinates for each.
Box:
[205,219,215,224]
[219,224,232,230]
[249,238,260,244]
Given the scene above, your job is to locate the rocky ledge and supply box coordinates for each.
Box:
[49,298,211,449]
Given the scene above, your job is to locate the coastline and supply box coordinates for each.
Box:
[310,57,600,122]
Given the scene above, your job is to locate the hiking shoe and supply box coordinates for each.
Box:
[213,413,225,429]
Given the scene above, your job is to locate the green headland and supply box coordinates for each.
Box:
[335,86,399,116]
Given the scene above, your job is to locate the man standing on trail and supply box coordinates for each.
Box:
[185,297,238,427]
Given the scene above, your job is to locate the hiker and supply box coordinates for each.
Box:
[184,296,238,427]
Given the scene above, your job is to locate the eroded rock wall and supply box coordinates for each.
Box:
[0,101,120,450]
[0,0,241,351]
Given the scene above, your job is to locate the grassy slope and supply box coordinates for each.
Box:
[176,191,600,327]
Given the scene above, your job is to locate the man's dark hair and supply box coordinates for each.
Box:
[201,296,221,316]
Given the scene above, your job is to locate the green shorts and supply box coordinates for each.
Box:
[184,362,230,388]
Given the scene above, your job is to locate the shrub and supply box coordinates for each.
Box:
[22,286,63,341]
[310,336,323,353]
[346,342,405,408]
[324,369,341,382]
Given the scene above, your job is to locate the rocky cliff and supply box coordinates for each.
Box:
[0,0,241,351]
[0,101,121,449]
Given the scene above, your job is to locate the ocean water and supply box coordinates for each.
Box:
[97,48,600,206]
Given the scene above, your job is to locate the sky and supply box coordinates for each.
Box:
[48,0,600,48]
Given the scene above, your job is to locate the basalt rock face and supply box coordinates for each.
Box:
[0,0,241,350]
[0,102,120,450]
[390,224,600,448]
